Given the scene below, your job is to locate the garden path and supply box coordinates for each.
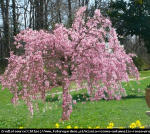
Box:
[47,76,150,95]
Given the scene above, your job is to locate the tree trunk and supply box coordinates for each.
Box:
[0,0,10,57]
[145,88,150,108]
[44,0,48,29]
[32,2,35,29]
[68,0,72,27]
[12,0,18,36]
[29,1,32,28]
[29,0,35,29]
[84,0,89,22]
[56,0,61,23]
[5,0,10,57]
[82,0,84,6]
[34,0,44,30]
[95,0,98,9]
[40,0,44,29]
[34,0,39,29]
[24,4,27,29]
[62,83,72,120]
[85,0,89,6]
[79,0,81,6]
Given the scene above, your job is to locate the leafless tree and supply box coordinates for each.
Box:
[0,0,10,57]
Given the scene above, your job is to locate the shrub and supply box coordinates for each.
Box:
[132,57,144,71]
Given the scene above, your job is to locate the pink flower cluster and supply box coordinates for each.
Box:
[0,7,139,120]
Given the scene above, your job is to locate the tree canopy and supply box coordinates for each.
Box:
[109,0,150,52]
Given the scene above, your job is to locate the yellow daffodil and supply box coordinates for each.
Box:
[66,125,71,129]
[95,126,100,129]
[109,122,114,127]
[74,126,78,129]
[107,126,113,129]
[136,120,141,127]
[140,126,145,129]
[129,123,136,129]
[106,122,114,129]
[54,121,145,130]
[19,126,23,129]
[55,123,59,128]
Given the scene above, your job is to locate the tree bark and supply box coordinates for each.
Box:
[82,0,84,6]
[34,0,44,30]
[85,0,89,6]
[44,0,48,29]
[95,0,98,9]
[0,0,10,57]
[40,0,44,28]
[56,0,61,23]
[12,0,18,36]
[79,0,81,6]
[29,0,32,28]
[68,0,72,27]
[24,0,28,29]
[85,0,89,22]
[62,83,72,120]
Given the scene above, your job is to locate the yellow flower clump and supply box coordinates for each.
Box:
[88,126,92,129]
[129,120,145,129]
[129,123,136,129]
[107,122,114,129]
[19,126,23,129]
[74,126,78,129]
[55,123,59,128]
[66,125,72,129]
[54,120,145,129]
[95,126,100,129]
[136,120,141,127]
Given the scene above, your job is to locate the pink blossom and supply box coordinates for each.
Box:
[94,9,101,16]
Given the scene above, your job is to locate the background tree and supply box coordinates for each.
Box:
[67,0,72,27]
[109,0,150,53]
[12,0,18,36]
[0,0,10,57]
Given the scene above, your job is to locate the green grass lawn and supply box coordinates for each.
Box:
[0,71,150,128]
[139,70,150,78]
